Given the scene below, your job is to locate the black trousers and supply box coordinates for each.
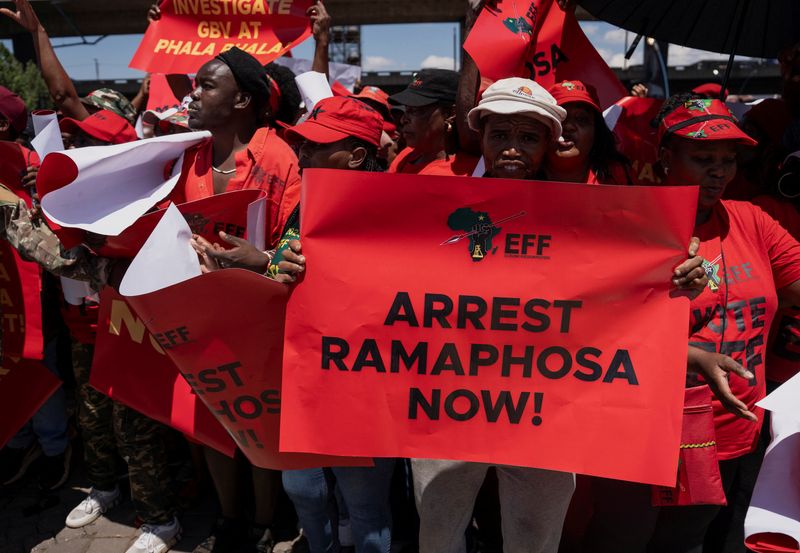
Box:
[582,444,766,553]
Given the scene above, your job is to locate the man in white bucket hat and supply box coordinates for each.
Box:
[410,77,575,553]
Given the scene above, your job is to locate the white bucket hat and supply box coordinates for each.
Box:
[468,78,566,140]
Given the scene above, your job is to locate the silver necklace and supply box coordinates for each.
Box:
[212,165,236,175]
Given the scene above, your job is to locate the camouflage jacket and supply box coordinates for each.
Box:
[0,198,111,291]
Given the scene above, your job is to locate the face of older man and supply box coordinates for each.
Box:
[481,113,551,180]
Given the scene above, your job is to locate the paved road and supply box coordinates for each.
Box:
[0,463,216,553]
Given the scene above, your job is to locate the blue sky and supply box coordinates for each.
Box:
[3,20,749,81]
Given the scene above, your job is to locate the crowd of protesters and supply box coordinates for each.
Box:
[1,0,800,552]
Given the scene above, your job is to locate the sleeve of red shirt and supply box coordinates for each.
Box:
[754,203,800,289]
[261,131,302,249]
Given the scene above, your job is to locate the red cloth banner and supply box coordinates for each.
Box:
[281,170,697,486]
[90,289,237,456]
[463,0,626,108]
[0,356,60,448]
[114,270,369,469]
[130,0,313,74]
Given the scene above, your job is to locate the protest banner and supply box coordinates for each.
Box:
[0,160,44,361]
[0,356,61,448]
[111,263,369,469]
[145,74,184,114]
[609,96,665,185]
[91,289,237,456]
[98,189,266,258]
[281,170,698,486]
[463,0,626,108]
[0,241,43,360]
[130,0,313,74]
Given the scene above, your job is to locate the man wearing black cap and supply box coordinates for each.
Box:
[387,69,478,176]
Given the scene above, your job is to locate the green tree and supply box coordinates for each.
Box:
[0,43,51,110]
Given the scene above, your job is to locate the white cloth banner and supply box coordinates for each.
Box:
[744,374,800,551]
[39,131,210,236]
[274,57,362,92]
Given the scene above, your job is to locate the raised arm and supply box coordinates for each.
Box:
[308,1,331,78]
[0,0,90,120]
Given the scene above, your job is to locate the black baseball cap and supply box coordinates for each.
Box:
[388,69,459,107]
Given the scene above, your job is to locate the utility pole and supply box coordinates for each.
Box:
[94,58,99,80]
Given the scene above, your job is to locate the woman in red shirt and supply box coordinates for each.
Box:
[586,95,800,553]
[544,80,632,185]
[387,69,478,177]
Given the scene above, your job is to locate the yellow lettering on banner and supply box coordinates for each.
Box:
[267,42,283,54]
[279,0,291,15]
[0,262,10,281]
[166,41,183,55]
[638,163,655,183]
[251,0,266,15]
[199,43,216,56]
[249,21,261,38]
[238,21,251,39]
[0,289,12,307]
[155,39,170,53]
[109,299,166,355]
[3,313,18,332]
[198,20,231,38]
[174,0,190,15]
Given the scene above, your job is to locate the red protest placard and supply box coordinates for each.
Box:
[130,0,313,74]
[146,74,184,114]
[610,96,665,185]
[281,169,698,486]
[0,242,44,360]
[97,190,266,258]
[0,356,61,448]
[120,270,370,470]
[463,0,626,108]
[0,142,44,360]
[90,289,237,457]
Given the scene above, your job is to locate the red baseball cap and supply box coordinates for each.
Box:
[658,98,757,147]
[351,86,391,118]
[548,80,601,113]
[285,97,384,148]
[0,86,28,133]
[59,109,138,145]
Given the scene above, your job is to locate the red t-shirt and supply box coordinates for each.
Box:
[0,142,39,191]
[388,148,478,177]
[690,200,800,460]
[166,127,301,248]
[752,195,800,383]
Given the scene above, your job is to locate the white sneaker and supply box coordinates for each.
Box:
[126,517,182,553]
[65,486,120,528]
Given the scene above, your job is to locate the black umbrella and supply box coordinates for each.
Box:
[578,0,800,96]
